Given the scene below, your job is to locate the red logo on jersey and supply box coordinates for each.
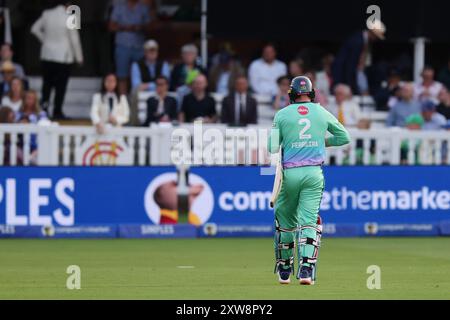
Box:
[298,106,309,115]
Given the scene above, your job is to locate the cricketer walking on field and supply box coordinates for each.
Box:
[268,76,350,285]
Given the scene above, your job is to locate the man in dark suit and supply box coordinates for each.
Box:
[331,20,386,95]
[144,76,178,126]
[221,75,258,126]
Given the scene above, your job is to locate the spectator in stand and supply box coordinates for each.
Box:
[386,82,421,127]
[171,44,205,91]
[304,70,328,106]
[421,100,446,131]
[272,76,290,110]
[316,53,334,96]
[90,73,130,134]
[175,68,200,110]
[437,88,450,119]
[0,60,16,96]
[0,106,15,165]
[1,76,24,114]
[31,0,84,120]
[179,74,216,123]
[288,58,304,79]
[414,66,443,104]
[209,42,236,68]
[221,75,257,126]
[16,90,49,165]
[109,0,152,95]
[248,44,287,97]
[16,90,48,124]
[0,105,14,123]
[143,76,178,126]
[209,52,245,96]
[327,84,362,127]
[0,43,25,82]
[332,19,386,95]
[437,56,450,90]
[374,68,403,111]
[131,39,170,92]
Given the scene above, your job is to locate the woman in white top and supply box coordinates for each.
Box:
[2,77,24,114]
[327,83,362,127]
[90,73,130,134]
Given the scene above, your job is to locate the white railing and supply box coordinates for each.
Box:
[0,123,449,166]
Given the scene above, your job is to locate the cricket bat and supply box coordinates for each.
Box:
[270,148,283,208]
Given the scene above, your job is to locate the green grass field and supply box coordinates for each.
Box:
[0,238,449,300]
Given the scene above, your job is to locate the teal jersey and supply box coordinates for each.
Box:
[268,102,350,168]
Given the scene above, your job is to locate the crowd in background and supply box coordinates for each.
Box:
[1,0,450,138]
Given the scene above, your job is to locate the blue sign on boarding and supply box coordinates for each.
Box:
[1,166,449,237]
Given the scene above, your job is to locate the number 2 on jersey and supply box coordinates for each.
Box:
[298,119,311,139]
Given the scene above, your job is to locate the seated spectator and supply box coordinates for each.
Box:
[288,58,304,79]
[209,42,236,67]
[248,44,287,96]
[0,105,15,123]
[209,52,244,96]
[0,106,15,165]
[374,68,403,111]
[400,114,423,165]
[143,76,178,126]
[272,76,290,110]
[437,56,450,90]
[414,66,444,104]
[0,43,26,82]
[131,39,170,92]
[304,71,328,106]
[437,88,450,120]
[176,68,200,109]
[421,100,446,131]
[316,53,334,96]
[327,84,361,127]
[221,75,257,126]
[170,44,205,91]
[1,76,24,114]
[386,82,421,127]
[16,90,48,165]
[0,61,16,97]
[90,74,130,134]
[179,74,216,123]
[16,90,48,124]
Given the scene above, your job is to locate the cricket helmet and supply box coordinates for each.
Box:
[288,76,315,103]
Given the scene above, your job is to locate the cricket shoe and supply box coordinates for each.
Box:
[299,266,314,285]
[277,266,292,284]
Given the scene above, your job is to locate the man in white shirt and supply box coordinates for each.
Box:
[414,66,444,105]
[31,1,83,119]
[248,44,287,97]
